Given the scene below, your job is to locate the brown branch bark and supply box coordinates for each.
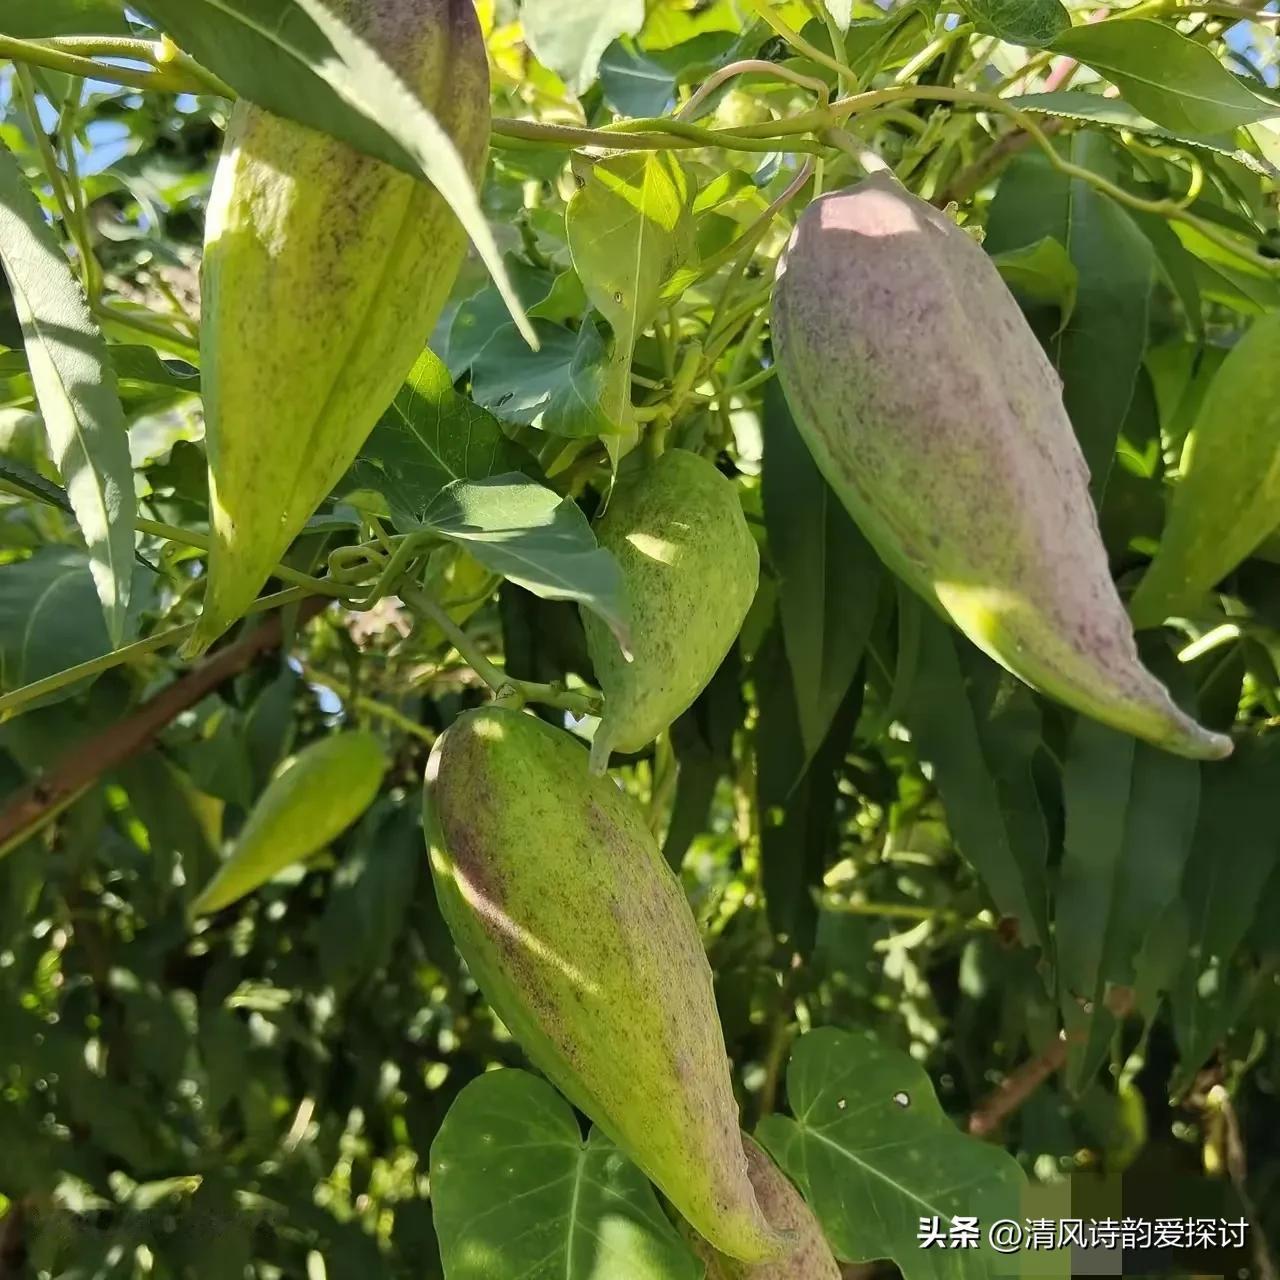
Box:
[938,116,1065,207]
[967,1035,1069,1138]
[0,598,327,854]
[968,988,1136,1138]
[0,1198,27,1280]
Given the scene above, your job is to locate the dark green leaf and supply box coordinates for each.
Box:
[422,475,630,648]
[662,649,742,870]
[471,321,582,424]
[0,454,72,512]
[521,0,646,95]
[901,614,1049,951]
[445,258,556,377]
[110,344,200,390]
[1012,91,1274,175]
[1171,737,1280,1076]
[990,236,1078,328]
[1056,712,1200,1089]
[344,349,532,527]
[0,0,133,36]
[986,134,1154,499]
[540,319,622,440]
[762,379,880,760]
[598,34,739,118]
[0,548,130,702]
[431,1069,700,1280]
[960,0,1068,46]
[317,803,421,993]
[758,1028,1025,1280]
[756,623,862,959]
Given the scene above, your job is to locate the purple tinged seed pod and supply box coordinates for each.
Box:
[686,1135,841,1279]
[772,173,1230,761]
[423,707,790,1263]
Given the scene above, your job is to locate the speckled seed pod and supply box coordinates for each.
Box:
[191,731,389,916]
[188,0,489,655]
[581,449,759,773]
[688,1136,841,1279]
[772,173,1229,761]
[424,707,788,1263]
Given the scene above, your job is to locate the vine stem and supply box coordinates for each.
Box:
[677,58,829,123]
[0,35,216,94]
[299,664,435,744]
[0,595,328,861]
[400,584,603,719]
[1126,0,1280,19]
[93,301,200,356]
[134,517,352,598]
[492,116,823,155]
[746,0,851,80]
[814,83,1280,274]
[0,586,316,722]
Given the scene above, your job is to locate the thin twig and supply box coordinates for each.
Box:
[968,1034,1069,1137]
[0,597,328,860]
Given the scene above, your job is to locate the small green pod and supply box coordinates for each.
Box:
[1130,311,1280,630]
[582,449,759,773]
[191,731,388,916]
[772,173,1229,761]
[424,707,787,1263]
[687,1136,841,1279]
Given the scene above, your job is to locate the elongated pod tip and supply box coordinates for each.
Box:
[1160,719,1233,762]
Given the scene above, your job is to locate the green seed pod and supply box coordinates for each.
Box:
[687,1136,840,1279]
[582,450,759,773]
[424,707,788,1263]
[191,731,388,916]
[187,0,489,655]
[1129,311,1280,630]
[772,173,1229,761]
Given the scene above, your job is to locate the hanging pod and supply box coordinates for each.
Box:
[191,731,388,917]
[582,449,759,773]
[188,0,490,654]
[772,174,1229,761]
[424,707,789,1263]
[686,1135,841,1279]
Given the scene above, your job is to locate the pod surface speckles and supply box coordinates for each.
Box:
[424,707,786,1262]
[191,0,489,654]
[772,174,1229,761]
[583,449,759,770]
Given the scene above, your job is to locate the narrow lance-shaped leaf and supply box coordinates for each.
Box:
[986,135,1154,499]
[762,378,880,762]
[1171,738,1280,1080]
[129,0,535,345]
[1051,19,1274,136]
[901,613,1050,952]
[567,151,693,449]
[1056,713,1200,1091]
[0,141,135,647]
[1130,311,1280,630]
